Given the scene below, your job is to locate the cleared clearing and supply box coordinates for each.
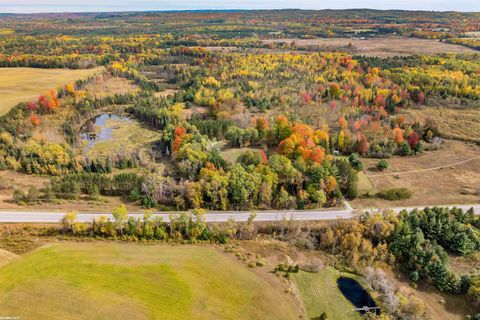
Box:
[352,140,480,208]
[0,242,299,320]
[84,75,139,98]
[220,147,262,163]
[0,67,104,115]
[262,37,476,57]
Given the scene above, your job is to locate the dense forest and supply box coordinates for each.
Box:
[0,9,479,38]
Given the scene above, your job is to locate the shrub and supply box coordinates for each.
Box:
[376,188,412,200]
[26,186,41,203]
[409,270,419,282]
[399,142,412,156]
[377,159,389,171]
[12,189,26,204]
[348,153,363,171]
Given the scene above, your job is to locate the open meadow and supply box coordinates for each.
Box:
[0,67,104,115]
[403,107,480,143]
[0,242,300,320]
[352,140,480,208]
[262,37,477,57]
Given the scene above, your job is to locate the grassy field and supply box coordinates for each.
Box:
[293,267,362,320]
[352,140,480,208]
[220,147,262,163]
[262,37,476,57]
[357,171,375,196]
[0,67,104,115]
[404,107,480,143]
[0,242,299,320]
[84,75,139,98]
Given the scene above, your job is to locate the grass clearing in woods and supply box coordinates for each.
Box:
[352,140,480,208]
[261,38,476,57]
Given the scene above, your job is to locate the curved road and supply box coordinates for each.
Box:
[0,203,478,223]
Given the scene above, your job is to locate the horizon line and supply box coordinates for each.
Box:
[1,8,480,15]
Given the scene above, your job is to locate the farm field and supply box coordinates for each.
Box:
[0,242,300,320]
[0,67,104,115]
[352,140,480,208]
[293,267,363,320]
[262,37,477,57]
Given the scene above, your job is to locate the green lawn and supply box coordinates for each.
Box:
[0,243,299,320]
[293,267,363,320]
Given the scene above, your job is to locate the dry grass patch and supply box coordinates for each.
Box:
[387,270,475,320]
[84,75,139,98]
[403,107,480,143]
[0,249,19,267]
[0,67,104,115]
[262,37,476,57]
[155,88,180,98]
[352,140,480,208]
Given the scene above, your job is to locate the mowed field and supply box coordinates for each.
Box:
[262,37,476,57]
[0,67,104,115]
[0,242,299,320]
[293,267,362,320]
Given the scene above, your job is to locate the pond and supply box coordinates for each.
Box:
[337,277,380,315]
[80,113,132,153]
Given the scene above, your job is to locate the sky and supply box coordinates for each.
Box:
[0,0,479,13]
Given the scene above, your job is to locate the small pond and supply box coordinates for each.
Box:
[80,113,132,153]
[337,277,380,315]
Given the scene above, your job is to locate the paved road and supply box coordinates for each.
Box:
[0,208,354,223]
[0,203,478,223]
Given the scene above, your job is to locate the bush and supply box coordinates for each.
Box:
[12,189,26,204]
[399,142,412,156]
[376,188,412,200]
[377,159,389,171]
[409,270,419,282]
[348,153,363,171]
[26,186,41,203]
